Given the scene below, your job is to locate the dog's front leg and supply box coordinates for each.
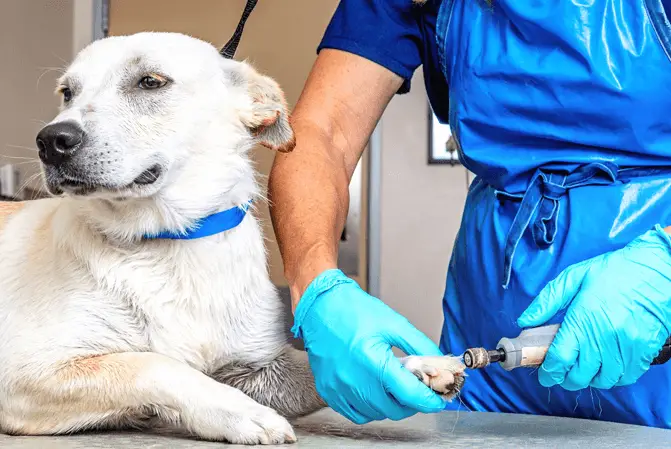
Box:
[213,345,327,419]
[214,347,466,420]
[3,352,295,444]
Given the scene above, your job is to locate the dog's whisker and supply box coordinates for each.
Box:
[19,172,41,186]
[30,118,49,127]
[1,160,40,168]
[5,144,38,153]
[16,173,43,199]
[36,66,66,92]
[1,155,39,162]
[37,65,67,73]
[47,52,69,67]
[30,183,48,200]
[1,152,39,160]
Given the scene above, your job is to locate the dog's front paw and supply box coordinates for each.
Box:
[400,355,466,401]
[228,404,296,445]
[192,402,296,445]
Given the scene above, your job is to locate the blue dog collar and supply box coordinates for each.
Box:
[144,201,252,240]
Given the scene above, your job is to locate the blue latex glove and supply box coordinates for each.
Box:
[518,225,671,391]
[291,269,447,424]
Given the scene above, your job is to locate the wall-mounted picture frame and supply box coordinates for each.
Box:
[428,106,460,165]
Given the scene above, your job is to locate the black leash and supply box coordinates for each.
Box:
[220,0,259,59]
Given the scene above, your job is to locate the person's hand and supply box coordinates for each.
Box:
[517,225,671,391]
[291,269,447,424]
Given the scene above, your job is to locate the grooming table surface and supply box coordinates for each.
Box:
[0,409,668,448]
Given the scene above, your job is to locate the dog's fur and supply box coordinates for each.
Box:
[0,32,464,444]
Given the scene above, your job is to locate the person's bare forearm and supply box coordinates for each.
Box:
[268,50,402,308]
[269,119,348,308]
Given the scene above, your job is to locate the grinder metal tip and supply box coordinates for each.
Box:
[463,347,506,369]
[463,347,490,369]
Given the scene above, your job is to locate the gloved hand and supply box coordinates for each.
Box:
[517,225,671,391]
[292,269,447,424]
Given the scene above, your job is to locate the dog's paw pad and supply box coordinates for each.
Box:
[400,355,466,401]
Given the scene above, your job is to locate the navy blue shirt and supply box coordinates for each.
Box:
[317,0,450,123]
[318,0,671,127]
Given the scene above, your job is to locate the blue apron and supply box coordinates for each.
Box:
[436,0,671,428]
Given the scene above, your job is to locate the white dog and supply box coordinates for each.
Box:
[0,32,465,444]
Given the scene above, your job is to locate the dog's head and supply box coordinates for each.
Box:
[36,32,294,207]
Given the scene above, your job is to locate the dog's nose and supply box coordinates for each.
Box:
[36,121,84,166]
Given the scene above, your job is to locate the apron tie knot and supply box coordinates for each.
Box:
[496,162,619,289]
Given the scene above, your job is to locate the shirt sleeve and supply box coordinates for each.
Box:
[317,0,424,94]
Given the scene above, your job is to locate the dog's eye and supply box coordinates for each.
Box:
[138,75,167,90]
[61,88,72,103]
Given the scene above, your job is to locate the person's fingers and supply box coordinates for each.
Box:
[328,393,373,425]
[615,359,650,387]
[342,389,387,423]
[367,393,418,421]
[615,327,669,387]
[314,378,373,425]
[381,354,446,413]
[517,259,593,328]
[561,340,600,391]
[591,345,624,389]
[385,318,443,357]
[538,327,580,388]
[329,378,418,423]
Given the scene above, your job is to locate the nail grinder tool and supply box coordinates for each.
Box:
[464,324,671,371]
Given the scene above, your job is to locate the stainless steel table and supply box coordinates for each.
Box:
[0,409,668,448]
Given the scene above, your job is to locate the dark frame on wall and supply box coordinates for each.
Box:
[93,0,110,40]
[427,105,460,166]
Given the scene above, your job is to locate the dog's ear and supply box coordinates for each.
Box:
[237,65,295,153]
